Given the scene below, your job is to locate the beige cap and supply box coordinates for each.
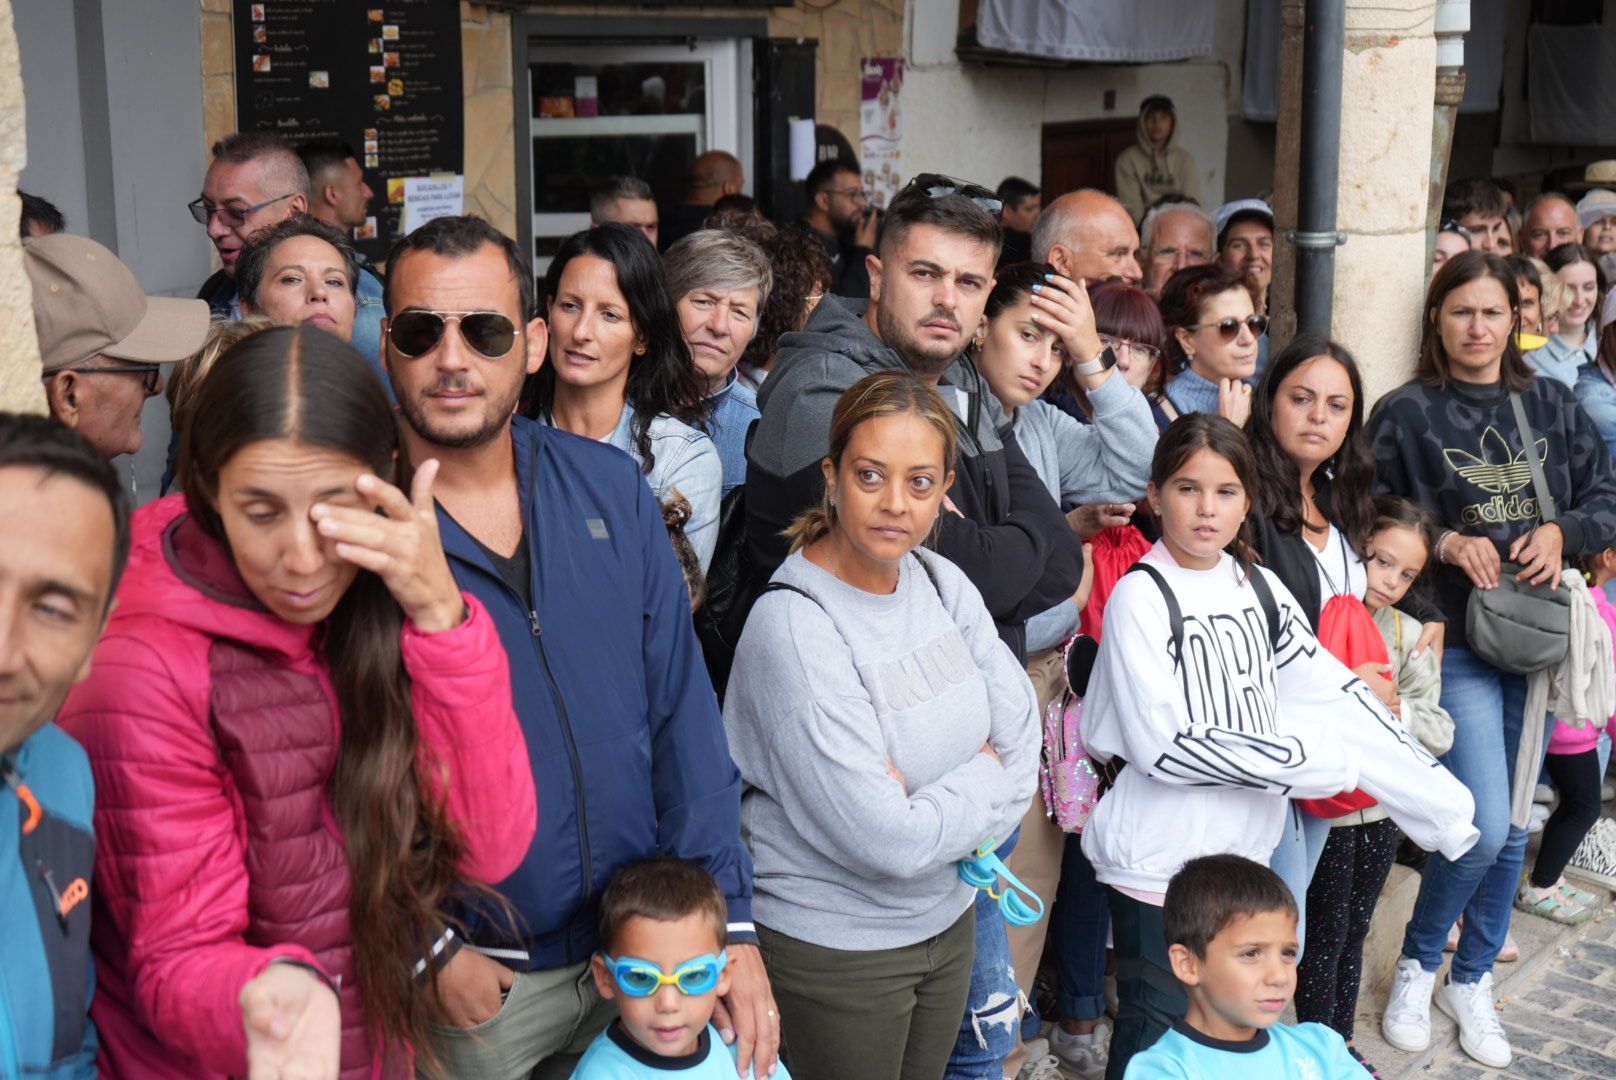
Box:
[25,234,210,372]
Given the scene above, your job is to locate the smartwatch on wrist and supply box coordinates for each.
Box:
[1072,345,1117,379]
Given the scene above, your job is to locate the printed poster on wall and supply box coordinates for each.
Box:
[232,0,463,263]
[860,58,904,210]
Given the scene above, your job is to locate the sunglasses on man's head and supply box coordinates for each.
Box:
[600,951,728,997]
[387,310,518,359]
[1187,314,1269,341]
[904,173,1004,215]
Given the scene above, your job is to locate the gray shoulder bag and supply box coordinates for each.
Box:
[1463,392,1573,674]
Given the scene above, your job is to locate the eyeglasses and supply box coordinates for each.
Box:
[44,362,162,395]
[958,837,1045,927]
[827,186,869,204]
[1186,314,1269,340]
[387,310,519,359]
[905,172,1004,215]
[188,193,297,229]
[600,951,728,997]
[1098,335,1162,365]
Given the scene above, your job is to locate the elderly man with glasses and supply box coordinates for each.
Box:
[26,235,209,461]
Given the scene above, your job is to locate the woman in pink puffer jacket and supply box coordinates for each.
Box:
[58,327,536,1079]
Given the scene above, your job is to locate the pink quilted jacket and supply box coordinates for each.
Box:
[57,496,536,1077]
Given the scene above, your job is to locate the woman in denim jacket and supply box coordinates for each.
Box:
[527,223,722,571]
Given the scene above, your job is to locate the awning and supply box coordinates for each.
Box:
[976,0,1214,64]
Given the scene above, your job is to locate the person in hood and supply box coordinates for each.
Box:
[56,326,536,1079]
[745,177,1087,665]
[1114,96,1201,226]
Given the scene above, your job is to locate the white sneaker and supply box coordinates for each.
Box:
[1382,957,1436,1052]
[1014,1053,1066,1080]
[1049,1020,1111,1080]
[1568,817,1616,890]
[1434,973,1512,1068]
[1603,779,1614,802]
[1534,782,1555,804]
[1528,803,1550,834]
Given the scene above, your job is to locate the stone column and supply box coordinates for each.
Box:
[0,0,43,414]
[1271,1,1437,404]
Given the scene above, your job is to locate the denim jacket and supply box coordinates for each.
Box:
[1525,332,1596,389]
[606,403,722,573]
[1576,361,1616,463]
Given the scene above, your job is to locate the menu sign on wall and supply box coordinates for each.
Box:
[232,0,464,262]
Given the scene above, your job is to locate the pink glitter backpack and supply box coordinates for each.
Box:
[1041,635,1102,832]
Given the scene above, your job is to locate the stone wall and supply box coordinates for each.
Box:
[0,0,43,414]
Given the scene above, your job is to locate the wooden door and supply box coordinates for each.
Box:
[1040,118,1138,200]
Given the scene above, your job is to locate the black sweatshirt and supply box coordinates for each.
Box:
[743,296,1086,663]
[1367,375,1616,650]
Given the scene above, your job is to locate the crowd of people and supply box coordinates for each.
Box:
[5,115,1616,1080]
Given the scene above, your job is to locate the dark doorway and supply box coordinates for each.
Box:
[1041,118,1137,199]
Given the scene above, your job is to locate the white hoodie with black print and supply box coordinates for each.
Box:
[1080,545,1480,895]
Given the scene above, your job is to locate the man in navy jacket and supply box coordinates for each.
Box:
[382,216,775,1080]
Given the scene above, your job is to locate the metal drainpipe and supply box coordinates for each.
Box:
[1428,1,1471,274]
[1292,0,1347,338]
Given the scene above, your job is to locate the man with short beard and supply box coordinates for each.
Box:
[747,182,1087,663]
[380,215,779,1079]
[799,158,879,299]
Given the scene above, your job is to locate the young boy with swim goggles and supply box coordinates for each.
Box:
[577,858,793,1078]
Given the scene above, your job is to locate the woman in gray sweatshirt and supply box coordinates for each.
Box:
[724,372,1040,1080]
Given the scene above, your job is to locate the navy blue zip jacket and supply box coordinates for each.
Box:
[437,417,754,970]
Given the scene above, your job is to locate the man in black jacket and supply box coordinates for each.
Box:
[746,180,1088,663]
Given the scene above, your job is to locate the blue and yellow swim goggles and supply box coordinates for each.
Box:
[600,950,729,997]
[958,837,1046,927]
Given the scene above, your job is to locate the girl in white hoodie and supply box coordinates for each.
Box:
[1080,414,1479,1078]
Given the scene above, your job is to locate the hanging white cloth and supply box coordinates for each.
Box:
[977,0,1213,64]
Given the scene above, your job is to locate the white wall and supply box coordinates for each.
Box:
[901,0,1243,205]
[15,0,90,239]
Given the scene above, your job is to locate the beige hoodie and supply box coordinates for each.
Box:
[1113,110,1201,224]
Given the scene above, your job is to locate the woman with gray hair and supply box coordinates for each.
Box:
[664,228,774,493]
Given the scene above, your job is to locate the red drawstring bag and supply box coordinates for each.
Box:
[1079,524,1154,640]
[1297,593,1389,816]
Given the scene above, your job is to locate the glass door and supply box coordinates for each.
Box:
[527,39,753,273]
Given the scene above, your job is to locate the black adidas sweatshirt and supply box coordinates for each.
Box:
[1367,375,1616,650]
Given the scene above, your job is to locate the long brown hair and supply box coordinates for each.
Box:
[181,326,465,1072]
[1416,250,1533,393]
[1157,264,1249,377]
[1150,412,1261,570]
[784,371,959,553]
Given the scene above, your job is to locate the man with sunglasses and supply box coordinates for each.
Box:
[379,216,774,1080]
[26,234,210,461]
[192,133,308,321]
[800,158,879,299]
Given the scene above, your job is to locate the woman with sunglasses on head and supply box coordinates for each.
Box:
[1370,251,1616,1070]
[524,223,722,572]
[724,372,1040,1080]
[956,264,1155,1079]
[1158,265,1264,427]
[56,326,536,1078]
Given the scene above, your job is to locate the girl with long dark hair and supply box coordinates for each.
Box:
[1371,251,1616,1069]
[1526,242,1606,387]
[59,326,536,1078]
[525,223,722,570]
[1081,415,1478,1078]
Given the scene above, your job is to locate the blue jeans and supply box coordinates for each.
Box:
[1050,833,1109,1022]
[1268,801,1332,956]
[943,889,1021,1079]
[1401,645,1551,983]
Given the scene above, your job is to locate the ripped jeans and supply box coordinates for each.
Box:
[943,880,1023,1079]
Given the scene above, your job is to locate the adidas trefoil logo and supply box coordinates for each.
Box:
[1443,426,1548,495]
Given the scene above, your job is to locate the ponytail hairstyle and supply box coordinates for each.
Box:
[784,371,959,553]
[1149,412,1261,570]
[1247,333,1376,551]
[180,326,466,1074]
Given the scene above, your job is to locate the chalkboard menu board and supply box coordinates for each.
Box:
[232,0,464,262]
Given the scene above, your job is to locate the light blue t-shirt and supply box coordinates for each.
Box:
[571,1022,791,1079]
[1125,1020,1360,1079]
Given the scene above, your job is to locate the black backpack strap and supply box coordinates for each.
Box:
[1245,566,1283,649]
[760,581,818,607]
[1129,563,1184,660]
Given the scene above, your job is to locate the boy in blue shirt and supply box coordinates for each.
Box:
[1125,855,1362,1079]
[574,859,791,1079]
